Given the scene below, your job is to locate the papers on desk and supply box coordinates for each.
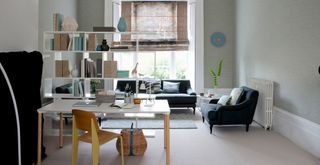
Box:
[72,101,101,107]
[110,103,135,109]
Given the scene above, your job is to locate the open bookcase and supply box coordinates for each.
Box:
[43,31,158,100]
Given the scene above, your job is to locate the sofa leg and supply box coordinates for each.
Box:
[246,124,249,132]
[210,124,213,134]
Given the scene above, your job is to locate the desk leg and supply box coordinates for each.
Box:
[59,113,63,148]
[37,112,42,165]
[164,114,167,149]
[164,114,170,165]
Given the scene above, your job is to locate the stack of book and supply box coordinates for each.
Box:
[93,26,116,32]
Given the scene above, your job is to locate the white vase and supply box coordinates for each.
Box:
[71,65,78,77]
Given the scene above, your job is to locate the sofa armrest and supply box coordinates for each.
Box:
[209,99,219,104]
[187,88,196,95]
[216,99,252,112]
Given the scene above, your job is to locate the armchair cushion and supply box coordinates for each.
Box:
[217,95,231,105]
[230,88,243,105]
[162,81,180,93]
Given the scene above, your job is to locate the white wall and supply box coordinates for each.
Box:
[203,0,235,90]
[236,0,320,124]
[0,0,38,51]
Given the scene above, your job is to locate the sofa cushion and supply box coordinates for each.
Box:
[162,81,180,93]
[217,95,231,105]
[145,80,162,94]
[230,88,243,105]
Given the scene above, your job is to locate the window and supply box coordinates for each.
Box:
[114,1,192,81]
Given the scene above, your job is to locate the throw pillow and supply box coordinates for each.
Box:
[217,95,231,105]
[162,81,180,93]
[229,88,243,105]
[145,80,162,94]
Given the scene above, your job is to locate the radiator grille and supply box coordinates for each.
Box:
[248,78,274,130]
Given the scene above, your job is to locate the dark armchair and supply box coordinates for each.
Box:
[201,86,259,133]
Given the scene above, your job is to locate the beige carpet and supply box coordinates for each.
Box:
[41,110,319,165]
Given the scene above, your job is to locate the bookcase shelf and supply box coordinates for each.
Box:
[43,31,156,99]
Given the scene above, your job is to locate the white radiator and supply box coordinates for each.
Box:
[248,78,274,130]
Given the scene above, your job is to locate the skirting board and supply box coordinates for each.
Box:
[273,107,320,158]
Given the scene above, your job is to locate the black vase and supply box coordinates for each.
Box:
[101,39,109,51]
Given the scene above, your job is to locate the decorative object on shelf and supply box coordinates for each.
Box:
[117,16,127,32]
[211,32,225,47]
[62,16,78,31]
[70,64,78,77]
[209,58,223,89]
[131,62,139,78]
[124,83,133,103]
[101,39,110,51]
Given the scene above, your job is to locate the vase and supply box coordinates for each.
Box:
[71,65,78,77]
[101,39,109,51]
[117,17,127,32]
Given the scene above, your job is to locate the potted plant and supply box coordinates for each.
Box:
[208,59,223,96]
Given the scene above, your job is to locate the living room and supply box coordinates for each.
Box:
[0,0,319,165]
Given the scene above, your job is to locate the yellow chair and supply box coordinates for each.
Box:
[72,109,124,165]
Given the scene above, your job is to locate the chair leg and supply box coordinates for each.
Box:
[202,116,204,123]
[120,136,124,165]
[210,124,213,134]
[246,124,249,132]
[72,120,79,165]
[192,107,196,114]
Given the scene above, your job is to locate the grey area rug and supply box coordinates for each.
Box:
[101,109,197,129]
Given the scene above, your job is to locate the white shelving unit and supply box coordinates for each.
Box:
[43,31,157,100]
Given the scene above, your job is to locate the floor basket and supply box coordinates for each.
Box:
[116,123,147,156]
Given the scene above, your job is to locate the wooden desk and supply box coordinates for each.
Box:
[37,99,170,165]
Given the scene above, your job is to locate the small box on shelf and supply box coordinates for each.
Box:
[117,70,129,78]
[104,61,117,78]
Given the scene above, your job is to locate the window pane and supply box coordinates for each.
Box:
[154,52,170,79]
[175,51,188,79]
[137,52,155,77]
[114,52,134,71]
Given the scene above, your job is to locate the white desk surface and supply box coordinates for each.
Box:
[38,99,170,114]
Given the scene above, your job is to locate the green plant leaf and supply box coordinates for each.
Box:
[217,59,223,76]
[209,68,217,78]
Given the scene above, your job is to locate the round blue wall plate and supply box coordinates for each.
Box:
[211,32,225,47]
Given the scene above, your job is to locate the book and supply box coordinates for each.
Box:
[55,60,63,77]
[60,34,69,50]
[93,26,116,32]
[110,103,134,109]
[87,34,96,51]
